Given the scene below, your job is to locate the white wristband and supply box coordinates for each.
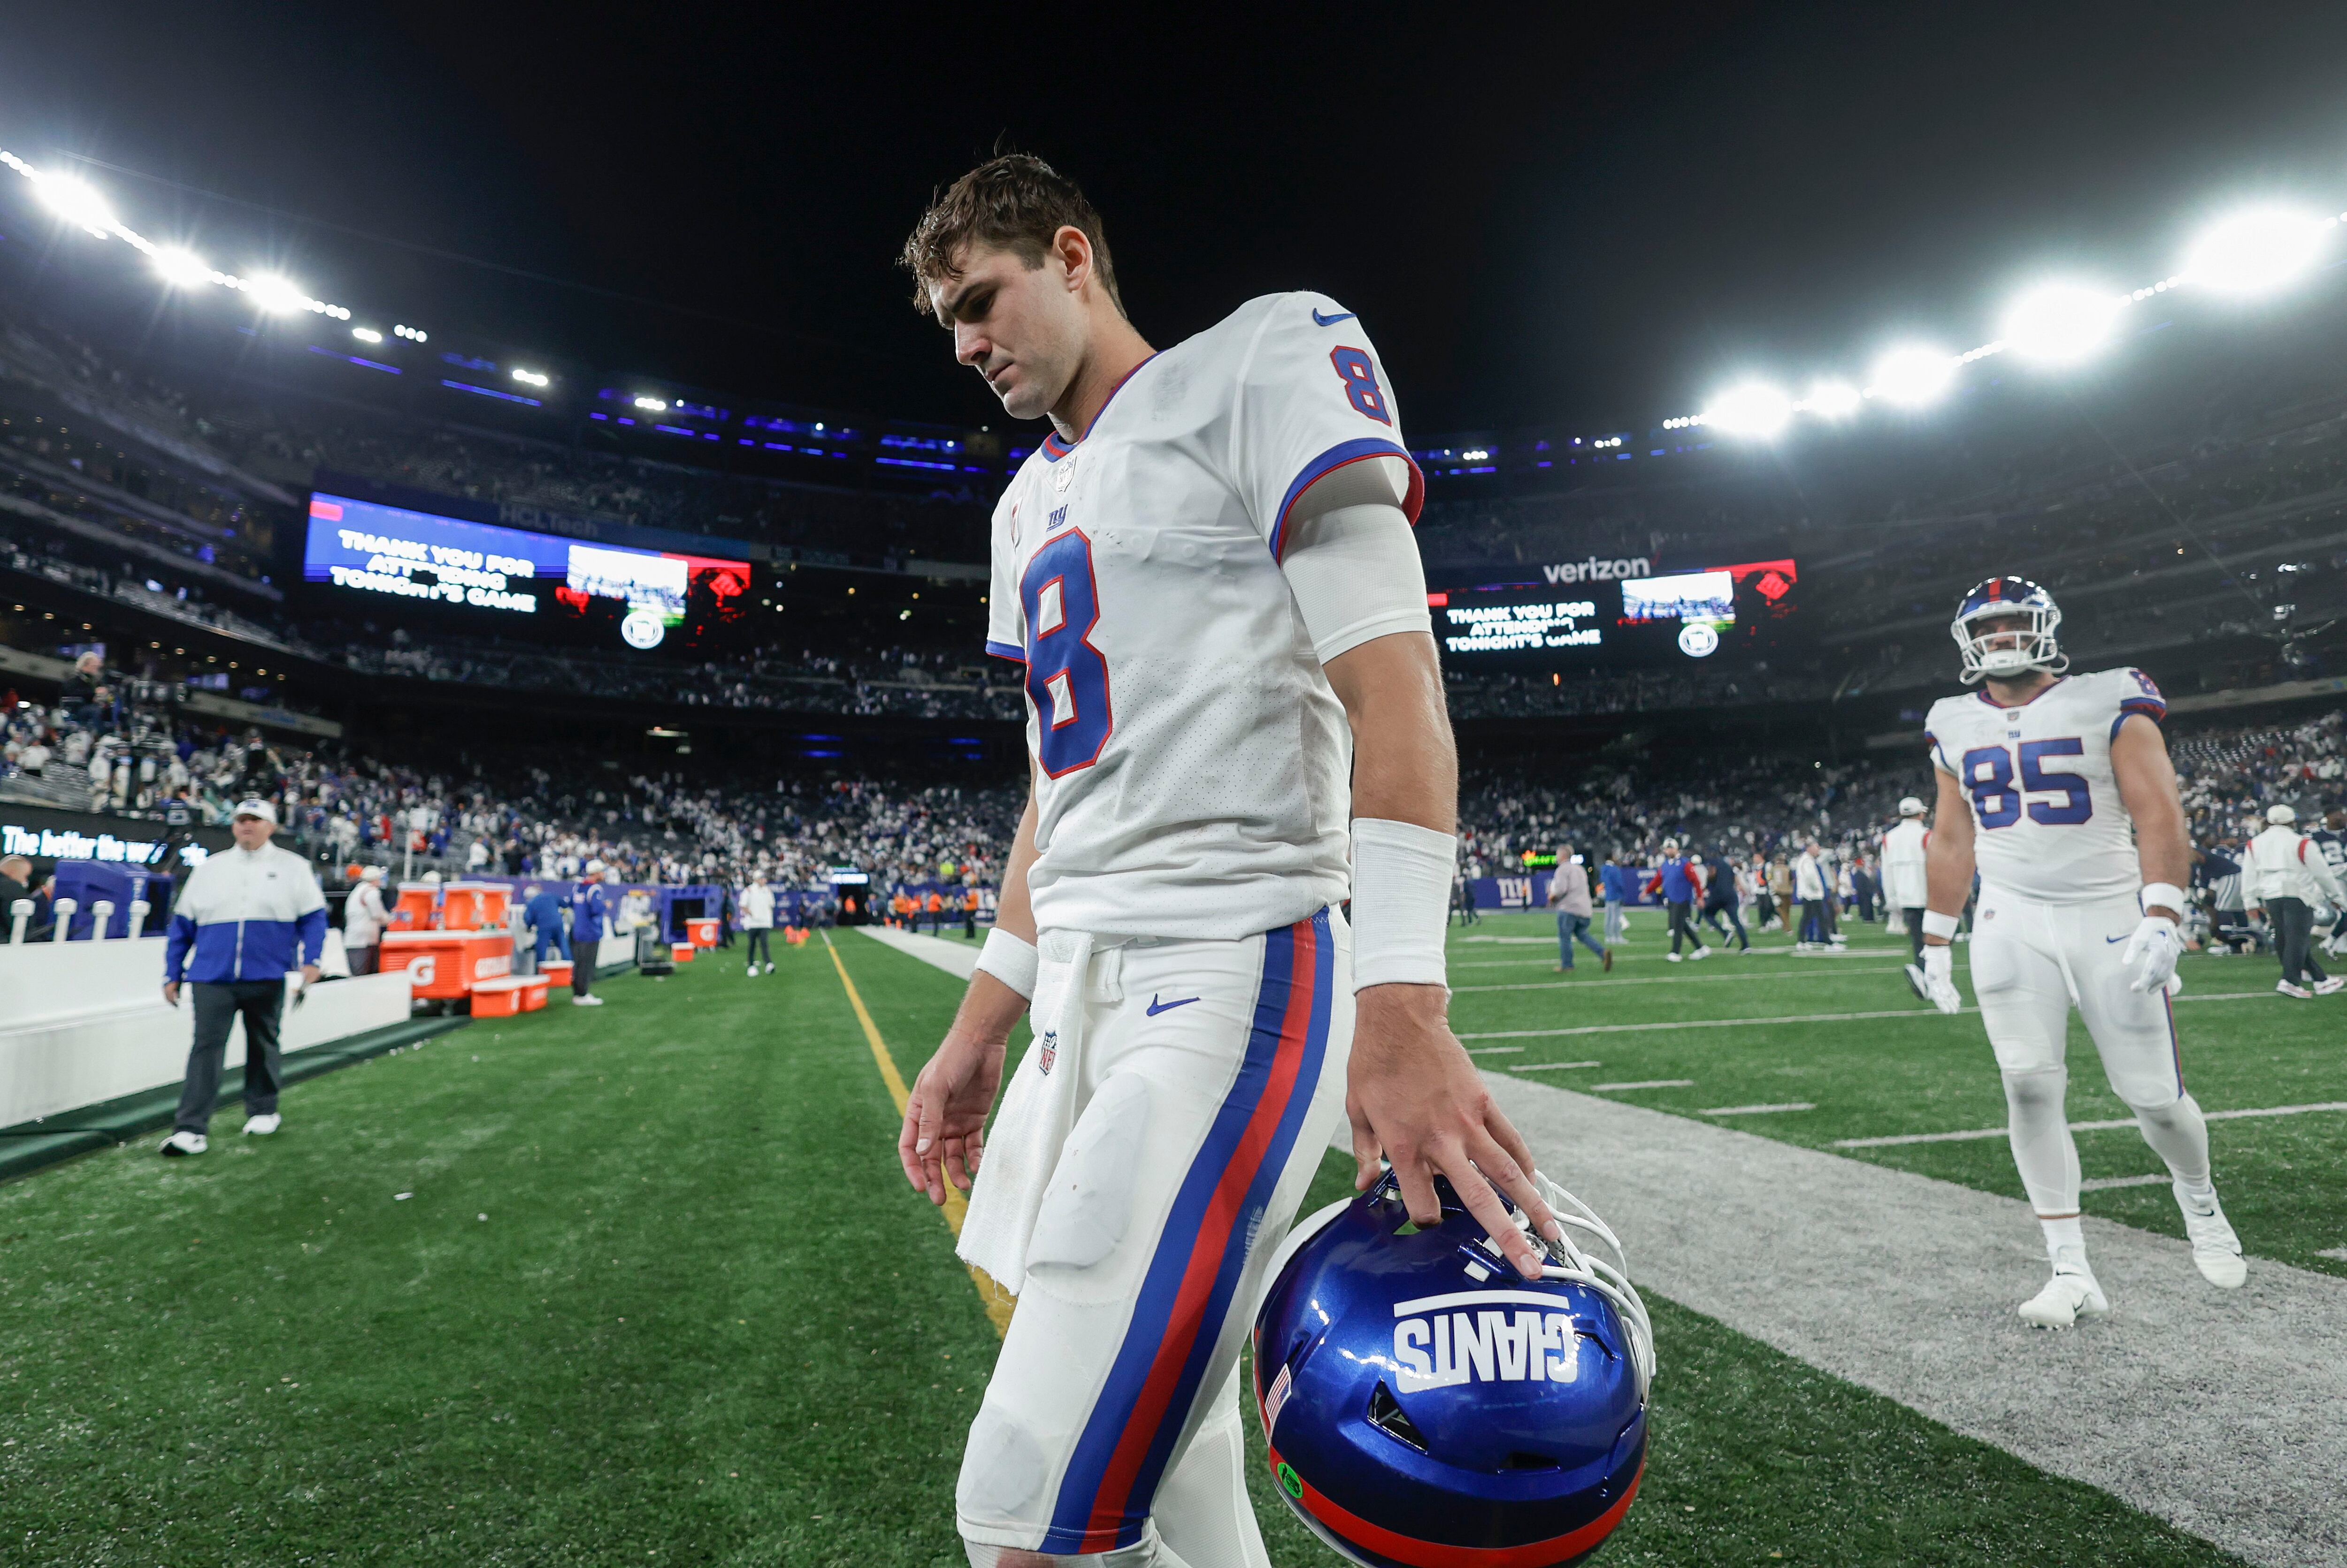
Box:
[974,928,1038,1002]
[1350,817,1456,990]
[2140,883,2186,921]
[1921,910,1962,941]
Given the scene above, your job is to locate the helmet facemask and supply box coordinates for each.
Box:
[1953,601,2066,685]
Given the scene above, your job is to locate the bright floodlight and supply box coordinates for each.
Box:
[2001,283,2124,365]
[151,247,212,288]
[1803,379,1861,418]
[2185,206,2327,294]
[36,174,117,236]
[245,274,307,314]
[1703,382,1793,438]
[1870,344,1958,406]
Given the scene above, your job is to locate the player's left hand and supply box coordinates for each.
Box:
[2119,914,2181,994]
[1347,983,1561,1281]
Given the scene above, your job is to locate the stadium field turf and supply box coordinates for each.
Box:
[0,922,2280,1565]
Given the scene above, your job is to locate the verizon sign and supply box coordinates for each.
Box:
[1542,556,1652,585]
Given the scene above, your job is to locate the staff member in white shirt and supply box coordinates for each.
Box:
[158,800,327,1156]
[343,865,388,976]
[1881,795,1933,987]
[2243,803,2347,997]
[740,878,776,976]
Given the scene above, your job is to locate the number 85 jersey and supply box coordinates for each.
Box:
[1925,669,2167,903]
[984,293,1426,941]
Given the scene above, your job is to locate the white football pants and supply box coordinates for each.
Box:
[958,910,1351,1565]
[1971,886,2210,1218]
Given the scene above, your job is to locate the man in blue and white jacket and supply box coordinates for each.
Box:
[159,799,327,1155]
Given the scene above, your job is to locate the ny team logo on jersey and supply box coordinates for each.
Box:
[1036,1030,1058,1075]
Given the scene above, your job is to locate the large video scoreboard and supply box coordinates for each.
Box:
[302,493,751,653]
[1433,557,1798,665]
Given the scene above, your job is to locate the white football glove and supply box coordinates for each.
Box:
[2119,914,2182,994]
[1921,944,1964,1014]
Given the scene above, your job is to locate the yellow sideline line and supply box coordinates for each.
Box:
[822,932,1016,1338]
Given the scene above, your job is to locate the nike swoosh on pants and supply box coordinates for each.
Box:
[1311,308,1356,327]
[1146,994,1200,1015]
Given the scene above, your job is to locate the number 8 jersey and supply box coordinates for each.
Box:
[1924,668,2167,903]
[984,292,1426,941]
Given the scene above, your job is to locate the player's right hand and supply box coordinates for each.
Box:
[1921,944,1963,1014]
[899,1030,1005,1207]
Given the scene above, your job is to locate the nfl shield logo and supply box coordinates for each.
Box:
[1037,1031,1057,1075]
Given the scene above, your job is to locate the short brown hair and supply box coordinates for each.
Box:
[900,154,1122,316]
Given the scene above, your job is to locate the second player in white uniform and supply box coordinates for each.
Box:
[1920,577,2245,1329]
[894,156,1565,1568]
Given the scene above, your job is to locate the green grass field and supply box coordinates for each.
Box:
[3,911,2314,1564]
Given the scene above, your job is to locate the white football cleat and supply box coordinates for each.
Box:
[159,1130,207,1157]
[2174,1182,2247,1288]
[1665,952,1683,964]
[2017,1269,2109,1329]
[572,994,605,1007]
[242,1113,281,1136]
[2277,980,2314,999]
[1691,946,1712,961]
[766,962,775,973]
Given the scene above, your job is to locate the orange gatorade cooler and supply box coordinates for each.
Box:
[469,975,529,1017]
[672,942,696,964]
[687,917,720,948]
[540,958,574,989]
[382,930,515,1000]
[519,974,549,1012]
[440,882,512,931]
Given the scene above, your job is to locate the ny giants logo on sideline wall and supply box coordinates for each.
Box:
[1390,1292,1590,1393]
[1543,556,1653,586]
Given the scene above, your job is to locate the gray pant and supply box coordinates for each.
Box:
[175,980,287,1134]
[1603,900,1626,944]
[2270,896,2327,986]
[347,943,379,977]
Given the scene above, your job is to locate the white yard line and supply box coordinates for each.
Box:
[1834,1101,2347,1149]
[855,925,980,979]
[1453,967,1909,990]
[1511,1060,1602,1072]
[1489,1076,2347,1568]
[1458,991,2273,1041]
[1702,1101,1816,1116]
[1590,1078,1695,1091]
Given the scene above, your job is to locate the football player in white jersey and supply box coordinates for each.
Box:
[1919,577,2244,1330]
[890,156,1565,1568]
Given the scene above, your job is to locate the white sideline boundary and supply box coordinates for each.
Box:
[1452,967,1909,990]
[1459,990,2271,1040]
[1834,1100,2347,1148]
[1490,1076,2347,1568]
[855,925,981,980]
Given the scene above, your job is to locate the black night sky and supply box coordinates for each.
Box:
[7,3,2347,437]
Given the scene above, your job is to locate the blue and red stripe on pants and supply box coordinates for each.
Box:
[1039,908,1336,1553]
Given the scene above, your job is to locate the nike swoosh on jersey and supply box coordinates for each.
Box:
[1311,308,1356,327]
[2104,935,2130,943]
[1145,994,1201,1015]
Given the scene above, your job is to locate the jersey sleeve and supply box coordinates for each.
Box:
[1227,294,1426,560]
[2113,667,2166,740]
[1923,698,1962,775]
[984,491,1026,663]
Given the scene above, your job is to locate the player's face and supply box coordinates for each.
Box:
[931,242,1085,421]
[1970,610,2033,655]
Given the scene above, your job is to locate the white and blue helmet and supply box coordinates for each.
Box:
[1951,576,2066,685]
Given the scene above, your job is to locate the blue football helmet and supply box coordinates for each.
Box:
[1253,1169,1655,1568]
[1951,576,2066,684]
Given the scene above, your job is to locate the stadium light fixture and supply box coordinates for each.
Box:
[34,173,118,237]
[244,274,309,315]
[151,247,214,288]
[634,395,668,413]
[1801,379,1862,418]
[2000,282,2126,365]
[1701,382,1793,439]
[512,367,550,388]
[2184,206,2329,294]
[1868,344,1958,406]
[352,326,383,344]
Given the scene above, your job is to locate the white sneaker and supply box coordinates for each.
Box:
[159,1130,207,1157]
[572,994,606,1007]
[1691,946,1712,960]
[766,962,775,973]
[242,1113,281,1136]
[2017,1269,2109,1329]
[1665,952,1683,964]
[747,968,760,978]
[2277,980,2314,999]
[2175,1182,2247,1287]
[2315,977,2346,996]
